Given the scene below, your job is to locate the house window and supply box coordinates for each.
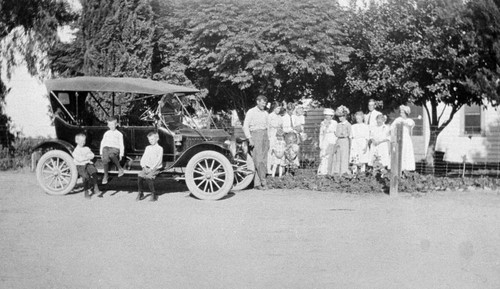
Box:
[408,105,423,136]
[463,105,482,135]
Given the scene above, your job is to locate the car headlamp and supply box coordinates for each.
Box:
[240,140,249,155]
[225,140,236,157]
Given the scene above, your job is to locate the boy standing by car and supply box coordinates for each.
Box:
[73,133,102,199]
[100,116,125,184]
[137,131,163,202]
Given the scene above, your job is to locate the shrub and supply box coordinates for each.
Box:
[0,138,44,171]
[267,169,390,193]
[268,169,500,193]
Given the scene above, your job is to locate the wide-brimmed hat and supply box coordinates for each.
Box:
[335,105,350,116]
[323,108,335,116]
[399,105,411,115]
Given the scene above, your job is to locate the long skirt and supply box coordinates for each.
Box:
[331,138,350,175]
[317,134,337,175]
[369,142,390,168]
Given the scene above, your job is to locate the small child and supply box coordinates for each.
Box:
[137,131,163,202]
[73,133,102,199]
[270,130,286,177]
[100,116,125,184]
[284,132,300,174]
[369,114,391,169]
[350,111,370,173]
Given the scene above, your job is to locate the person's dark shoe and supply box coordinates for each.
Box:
[255,185,263,190]
[150,193,158,202]
[118,168,124,177]
[136,192,144,201]
[97,192,104,198]
[84,190,91,199]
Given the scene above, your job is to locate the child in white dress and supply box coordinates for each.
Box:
[270,130,286,177]
[350,111,370,173]
[369,114,391,168]
[284,132,300,173]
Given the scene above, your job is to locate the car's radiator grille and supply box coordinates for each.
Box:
[182,137,205,151]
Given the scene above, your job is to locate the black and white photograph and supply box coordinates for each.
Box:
[1,0,500,288]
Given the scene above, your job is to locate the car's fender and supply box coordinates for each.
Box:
[171,142,232,168]
[33,139,75,154]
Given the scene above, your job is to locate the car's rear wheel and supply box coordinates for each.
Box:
[185,151,234,200]
[36,150,78,195]
[232,153,255,191]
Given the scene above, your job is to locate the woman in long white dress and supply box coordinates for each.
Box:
[350,111,370,173]
[391,105,415,171]
[317,108,337,175]
[369,114,390,168]
[267,102,283,174]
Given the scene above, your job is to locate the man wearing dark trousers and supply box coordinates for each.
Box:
[243,95,269,190]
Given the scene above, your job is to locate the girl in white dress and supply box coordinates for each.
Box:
[391,105,416,171]
[317,108,338,175]
[270,130,286,177]
[369,114,390,168]
[267,102,283,174]
[350,111,370,173]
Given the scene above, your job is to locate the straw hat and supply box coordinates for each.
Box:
[399,105,411,115]
[335,105,350,117]
[323,108,335,116]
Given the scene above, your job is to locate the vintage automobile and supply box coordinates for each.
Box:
[33,76,254,200]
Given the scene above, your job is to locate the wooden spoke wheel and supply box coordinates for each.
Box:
[185,151,234,200]
[232,153,255,191]
[36,150,78,195]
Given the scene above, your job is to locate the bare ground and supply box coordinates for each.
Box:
[1,171,500,289]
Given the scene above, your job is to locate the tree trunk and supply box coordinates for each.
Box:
[425,127,438,174]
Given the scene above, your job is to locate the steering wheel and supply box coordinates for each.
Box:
[139,108,157,122]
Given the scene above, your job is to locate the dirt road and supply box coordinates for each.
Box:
[1,171,500,289]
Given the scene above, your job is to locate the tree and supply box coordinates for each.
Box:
[0,0,76,146]
[50,0,157,120]
[155,0,353,116]
[344,0,500,169]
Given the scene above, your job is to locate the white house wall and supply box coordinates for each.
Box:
[414,103,500,163]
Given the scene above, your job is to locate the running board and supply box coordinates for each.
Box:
[96,169,142,175]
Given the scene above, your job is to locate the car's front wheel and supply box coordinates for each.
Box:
[36,150,78,195]
[185,151,235,200]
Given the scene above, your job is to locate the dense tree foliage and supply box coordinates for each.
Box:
[344,0,500,166]
[50,0,157,119]
[154,0,352,115]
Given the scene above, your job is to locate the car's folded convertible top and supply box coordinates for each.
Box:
[45,76,199,95]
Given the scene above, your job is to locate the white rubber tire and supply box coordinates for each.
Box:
[36,150,78,195]
[185,151,234,200]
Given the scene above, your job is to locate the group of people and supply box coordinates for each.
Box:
[243,96,309,190]
[317,100,416,175]
[72,116,162,201]
[243,97,417,189]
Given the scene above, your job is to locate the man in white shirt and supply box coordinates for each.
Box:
[282,102,295,133]
[364,99,382,128]
[243,95,269,190]
[137,131,163,201]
